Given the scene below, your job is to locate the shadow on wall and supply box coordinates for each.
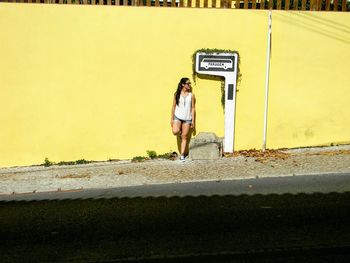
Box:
[274,12,350,45]
[196,74,227,110]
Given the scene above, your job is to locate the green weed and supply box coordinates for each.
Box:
[43,157,54,167]
[131,156,147,162]
[146,150,157,159]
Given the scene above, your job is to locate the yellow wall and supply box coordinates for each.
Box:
[268,11,350,149]
[0,4,349,167]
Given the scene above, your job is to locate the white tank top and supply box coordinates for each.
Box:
[174,93,192,121]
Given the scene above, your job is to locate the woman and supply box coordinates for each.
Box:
[170,77,196,161]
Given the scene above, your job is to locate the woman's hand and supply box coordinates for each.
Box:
[170,120,174,127]
[191,124,196,135]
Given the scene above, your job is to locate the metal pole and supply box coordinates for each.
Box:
[262,10,272,152]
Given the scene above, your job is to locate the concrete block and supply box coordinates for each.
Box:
[189,132,223,160]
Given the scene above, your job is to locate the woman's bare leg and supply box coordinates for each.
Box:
[180,123,191,156]
[172,120,182,135]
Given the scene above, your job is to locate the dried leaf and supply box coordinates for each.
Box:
[233,149,290,163]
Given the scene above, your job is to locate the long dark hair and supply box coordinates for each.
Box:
[174,77,189,106]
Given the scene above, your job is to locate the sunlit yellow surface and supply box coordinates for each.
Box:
[0,4,349,167]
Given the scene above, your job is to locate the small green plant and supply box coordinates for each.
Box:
[57,161,76,166]
[157,151,178,159]
[131,156,147,162]
[43,158,54,167]
[108,158,120,162]
[76,159,90,165]
[55,159,91,166]
[156,152,170,159]
[146,150,157,159]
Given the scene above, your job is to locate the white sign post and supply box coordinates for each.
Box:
[195,52,238,153]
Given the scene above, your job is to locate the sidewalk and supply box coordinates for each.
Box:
[1,145,350,195]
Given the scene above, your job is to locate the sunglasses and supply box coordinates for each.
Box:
[185,82,191,85]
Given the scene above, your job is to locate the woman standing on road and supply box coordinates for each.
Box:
[170,77,196,161]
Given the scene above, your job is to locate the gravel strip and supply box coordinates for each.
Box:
[1,145,350,195]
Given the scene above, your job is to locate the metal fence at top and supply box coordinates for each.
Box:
[1,0,349,11]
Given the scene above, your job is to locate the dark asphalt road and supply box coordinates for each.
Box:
[1,172,350,201]
[1,173,350,262]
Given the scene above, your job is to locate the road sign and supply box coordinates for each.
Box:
[197,54,235,73]
[195,52,238,153]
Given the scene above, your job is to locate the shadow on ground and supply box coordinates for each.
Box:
[1,192,350,262]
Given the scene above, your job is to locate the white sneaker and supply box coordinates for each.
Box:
[180,155,186,162]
